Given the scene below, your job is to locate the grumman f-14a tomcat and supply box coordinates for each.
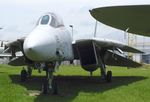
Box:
[2,12,143,94]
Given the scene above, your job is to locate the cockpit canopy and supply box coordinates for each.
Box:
[38,13,64,28]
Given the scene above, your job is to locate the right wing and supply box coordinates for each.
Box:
[1,37,27,66]
[8,56,26,66]
[4,37,25,54]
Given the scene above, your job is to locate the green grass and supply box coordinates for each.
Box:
[0,64,150,102]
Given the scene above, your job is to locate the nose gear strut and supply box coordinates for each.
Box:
[41,62,58,95]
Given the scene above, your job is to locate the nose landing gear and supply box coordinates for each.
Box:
[41,63,58,95]
[42,79,58,95]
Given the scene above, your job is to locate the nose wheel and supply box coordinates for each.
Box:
[42,79,58,95]
[106,71,112,82]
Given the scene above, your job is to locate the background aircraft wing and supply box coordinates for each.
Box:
[90,5,150,36]
[73,38,142,67]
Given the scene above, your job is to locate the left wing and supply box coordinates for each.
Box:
[104,50,141,67]
[73,38,143,53]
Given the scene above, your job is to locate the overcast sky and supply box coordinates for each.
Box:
[0,0,150,44]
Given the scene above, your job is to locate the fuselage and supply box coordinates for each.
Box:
[23,13,74,62]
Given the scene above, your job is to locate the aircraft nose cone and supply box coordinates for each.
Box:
[23,39,44,61]
[23,25,60,61]
[23,30,57,61]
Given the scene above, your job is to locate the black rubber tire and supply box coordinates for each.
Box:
[20,70,27,82]
[106,71,112,83]
[42,81,49,94]
[51,80,58,95]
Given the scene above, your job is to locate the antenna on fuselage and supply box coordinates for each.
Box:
[94,20,98,38]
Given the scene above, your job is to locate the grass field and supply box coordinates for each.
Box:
[0,64,150,102]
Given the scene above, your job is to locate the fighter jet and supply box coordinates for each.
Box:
[3,12,143,94]
[90,5,150,36]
